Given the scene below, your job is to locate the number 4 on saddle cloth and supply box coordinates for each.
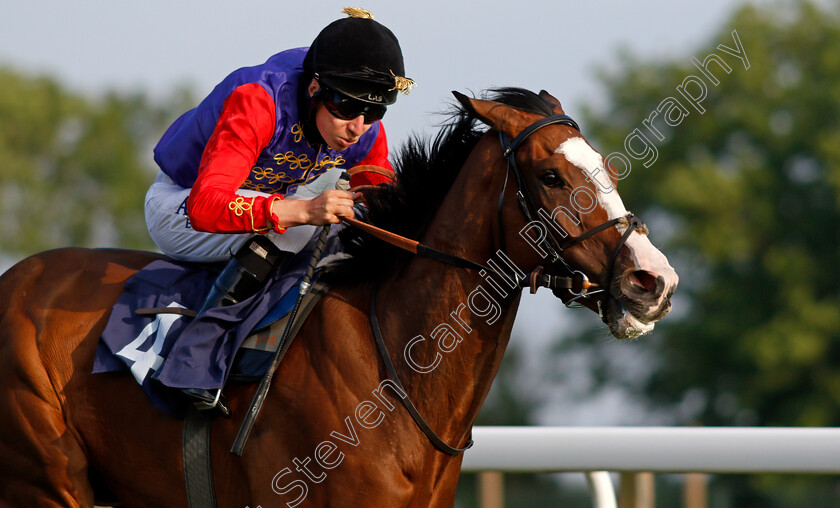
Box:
[93,233,342,418]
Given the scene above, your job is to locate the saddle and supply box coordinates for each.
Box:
[93,248,332,418]
[228,281,328,382]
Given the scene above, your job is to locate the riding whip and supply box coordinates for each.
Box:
[231,172,351,456]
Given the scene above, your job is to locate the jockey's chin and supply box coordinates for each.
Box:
[329,135,360,150]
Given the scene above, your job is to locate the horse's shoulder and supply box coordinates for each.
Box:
[317,283,370,315]
[302,283,373,352]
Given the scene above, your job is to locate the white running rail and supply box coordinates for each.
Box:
[461,426,840,508]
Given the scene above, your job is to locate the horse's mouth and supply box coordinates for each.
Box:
[601,293,667,340]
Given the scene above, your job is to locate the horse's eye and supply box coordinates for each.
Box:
[541,171,564,188]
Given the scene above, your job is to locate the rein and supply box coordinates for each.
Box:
[342,217,593,295]
[342,217,487,273]
[369,286,474,455]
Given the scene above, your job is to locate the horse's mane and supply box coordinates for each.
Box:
[324,87,555,284]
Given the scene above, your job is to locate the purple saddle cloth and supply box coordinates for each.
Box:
[94,241,325,417]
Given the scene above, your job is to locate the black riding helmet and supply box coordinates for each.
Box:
[303,8,414,105]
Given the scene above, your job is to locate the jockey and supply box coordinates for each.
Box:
[144,8,412,413]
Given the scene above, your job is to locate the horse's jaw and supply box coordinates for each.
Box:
[604,299,656,339]
[601,290,673,340]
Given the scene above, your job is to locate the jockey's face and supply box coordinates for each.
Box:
[308,79,373,151]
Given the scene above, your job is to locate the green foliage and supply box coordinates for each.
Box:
[577,0,840,428]
[560,1,840,505]
[0,67,188,257]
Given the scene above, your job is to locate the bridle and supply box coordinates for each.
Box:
[343,112,649,457]
[345,113,647,308]
[497,114,647,308]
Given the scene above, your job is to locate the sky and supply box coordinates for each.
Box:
[1,0,759,424]
[0,0,749,144]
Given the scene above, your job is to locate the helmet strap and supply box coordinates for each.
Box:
[297,76,327,148]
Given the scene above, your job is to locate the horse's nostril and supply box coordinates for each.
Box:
[628,270,658,293]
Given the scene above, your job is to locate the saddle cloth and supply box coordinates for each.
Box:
[94,242,338,417]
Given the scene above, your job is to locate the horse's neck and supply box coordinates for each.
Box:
[377,139,522,445]
[378,268,520,424]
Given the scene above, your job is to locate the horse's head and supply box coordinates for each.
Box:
[455,89,678,339]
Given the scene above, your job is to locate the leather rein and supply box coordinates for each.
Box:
[342,114,647,455]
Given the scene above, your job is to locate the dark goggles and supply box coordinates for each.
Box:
[322,88,387,124]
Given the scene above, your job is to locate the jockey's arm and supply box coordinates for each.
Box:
[187,83,286,234]
[187,83,388,233]
[268,120,397,226]
[270,189,357,227]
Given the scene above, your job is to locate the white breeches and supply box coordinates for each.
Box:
[144,170,344,263]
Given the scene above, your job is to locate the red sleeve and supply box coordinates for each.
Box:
[187,83,286,234]
[349,123,395,188]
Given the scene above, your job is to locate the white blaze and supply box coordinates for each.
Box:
[555,136,676,335]
[554,136,674,271]
[556,137,627,221]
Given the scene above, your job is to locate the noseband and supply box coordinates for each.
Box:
[497,114,646,308]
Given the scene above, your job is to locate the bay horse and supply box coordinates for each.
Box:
[0,88,677,507]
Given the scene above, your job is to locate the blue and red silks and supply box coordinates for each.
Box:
[94,243,319,418]
[153,47,386,196]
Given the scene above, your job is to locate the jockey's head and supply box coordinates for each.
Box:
[300,8,414,150]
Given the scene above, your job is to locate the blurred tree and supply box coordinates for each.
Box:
[0,67,190,258]
[558,1,840,506]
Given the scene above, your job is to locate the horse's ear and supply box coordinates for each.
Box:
[451,91,522,134]
[539,90,565,114]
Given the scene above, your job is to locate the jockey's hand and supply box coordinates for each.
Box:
[271,190,361,228]
[304,189,359,225]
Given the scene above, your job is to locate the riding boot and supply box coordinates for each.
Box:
[183,235,292,417]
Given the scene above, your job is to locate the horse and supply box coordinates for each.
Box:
[0,88,678,507]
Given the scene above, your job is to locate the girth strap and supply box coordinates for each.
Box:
[369,287,474,456]
[183,407,218,508]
